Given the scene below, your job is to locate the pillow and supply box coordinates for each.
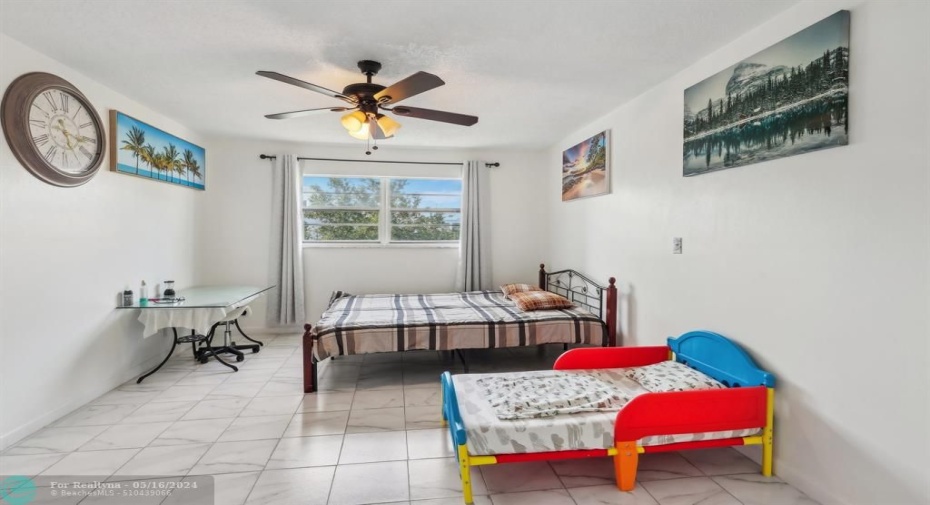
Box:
[327,290,352,308]
[509,291,573,311]
[500,283,543,298]
[624,360,726,393]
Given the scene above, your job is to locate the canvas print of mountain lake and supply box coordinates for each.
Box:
[562,130,609,201]
[683,10,849,176]
[109,111,205,189]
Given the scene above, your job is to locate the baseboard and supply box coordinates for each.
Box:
[0,324,299,451]
[735,445,855,505]
[0,349,168,451]
[775,462,850,505]
[240,325,303,336]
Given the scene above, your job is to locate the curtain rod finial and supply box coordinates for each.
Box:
[485,162,500,168]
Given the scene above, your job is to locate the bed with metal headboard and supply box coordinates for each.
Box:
[540,264,618,347]
[301,263,618,392]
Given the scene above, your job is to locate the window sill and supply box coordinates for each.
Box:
[302,242,460,250]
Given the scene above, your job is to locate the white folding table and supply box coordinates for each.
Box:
[117,285,275,383]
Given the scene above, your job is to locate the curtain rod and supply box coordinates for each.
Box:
[258,154,500,168]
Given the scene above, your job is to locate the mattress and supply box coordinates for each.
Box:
[452,369,762,456]
[312,291,607,361]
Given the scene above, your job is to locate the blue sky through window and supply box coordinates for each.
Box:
[392,178,461,209]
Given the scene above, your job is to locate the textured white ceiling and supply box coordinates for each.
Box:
[0,0,798,149]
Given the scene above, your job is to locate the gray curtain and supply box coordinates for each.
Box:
[455,160,490,291]
[267,154,306,326]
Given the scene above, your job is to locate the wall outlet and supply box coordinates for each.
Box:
[673,237,683,254]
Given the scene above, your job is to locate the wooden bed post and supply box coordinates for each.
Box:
[538,263,547,290]
[302,324,317,393]
[606,277,618,347]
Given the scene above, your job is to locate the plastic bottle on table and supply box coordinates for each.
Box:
[140,280,148,306]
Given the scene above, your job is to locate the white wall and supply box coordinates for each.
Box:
[196,139,548,327]
[544,1,929,504]
[0,35,203,448]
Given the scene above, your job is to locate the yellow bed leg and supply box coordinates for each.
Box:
[614,441,638,491]
[440,384,447,428]
[762,387,775,476]
[457,444,473,504]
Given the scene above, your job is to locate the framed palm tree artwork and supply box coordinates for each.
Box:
[109,110,205,189]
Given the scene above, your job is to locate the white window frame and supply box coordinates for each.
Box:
[302,174,462,248]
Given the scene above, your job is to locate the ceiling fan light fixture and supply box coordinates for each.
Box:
[340,110,367,133]
[376,114,401,138]
[347,121,371,140]
[259,61,476,143]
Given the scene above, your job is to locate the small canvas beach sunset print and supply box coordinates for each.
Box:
[562,130,609,201]
[110,111,205,189]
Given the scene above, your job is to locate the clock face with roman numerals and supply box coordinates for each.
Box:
[29,88,100,174]
[1,72,106,187]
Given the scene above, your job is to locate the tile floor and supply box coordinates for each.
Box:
[0,335,819,505]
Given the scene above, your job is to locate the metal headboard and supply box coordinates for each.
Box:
[537,263,618,346]
[542,267,607,320]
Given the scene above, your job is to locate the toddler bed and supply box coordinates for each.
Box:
[440,330,775,503]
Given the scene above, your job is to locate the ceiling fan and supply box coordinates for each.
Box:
[256,60,478,141]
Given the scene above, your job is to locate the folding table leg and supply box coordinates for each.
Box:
[137,328,179,383]
[234,319,263,346]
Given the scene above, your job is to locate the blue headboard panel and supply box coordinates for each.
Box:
[667,330,775,388]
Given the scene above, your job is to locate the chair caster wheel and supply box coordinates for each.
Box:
[236,355,244,362]
[252,348,259,354]
[199,357,208,364]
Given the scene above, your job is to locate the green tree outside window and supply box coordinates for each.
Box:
[303,176,462,243]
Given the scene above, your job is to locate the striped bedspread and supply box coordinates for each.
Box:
[311,291,607,361]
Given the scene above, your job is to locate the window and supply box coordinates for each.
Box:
[303,176,462,244]
[302,177,381,241]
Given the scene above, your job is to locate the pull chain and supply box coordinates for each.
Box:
[365,130,379,155]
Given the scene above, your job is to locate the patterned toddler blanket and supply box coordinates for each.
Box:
[476,371,633,419]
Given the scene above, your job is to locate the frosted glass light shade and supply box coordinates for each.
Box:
[340,111,366,133]
[347,121,370,140]
[341,111,402,140]
[376,115,401,138]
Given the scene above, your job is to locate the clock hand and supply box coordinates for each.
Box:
[55,120,75,149]
[51,125,85,143]
[62,131,75,150]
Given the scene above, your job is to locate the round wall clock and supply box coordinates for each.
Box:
[1,72,106,187]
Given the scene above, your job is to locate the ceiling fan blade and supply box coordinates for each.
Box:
[256,71,356,104]
[374,72,445,104]
[369,118,387,140]
[265,107,353,120]
[391,106,478,126]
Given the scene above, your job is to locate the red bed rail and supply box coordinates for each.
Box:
[615,386,768,442]
[553,346,668,370]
